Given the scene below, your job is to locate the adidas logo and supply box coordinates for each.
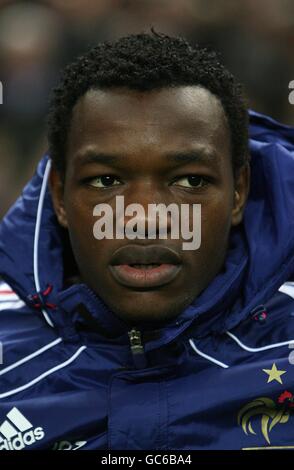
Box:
[0,407,45,450]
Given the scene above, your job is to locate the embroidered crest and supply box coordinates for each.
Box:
[238,391,294,445]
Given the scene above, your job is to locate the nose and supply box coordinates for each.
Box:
[115,180,174,239]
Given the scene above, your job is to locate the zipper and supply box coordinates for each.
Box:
[128,328,147,369]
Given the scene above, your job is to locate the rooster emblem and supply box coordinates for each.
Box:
[238,391,294,445]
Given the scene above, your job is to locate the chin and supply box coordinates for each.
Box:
[112,300,184,327]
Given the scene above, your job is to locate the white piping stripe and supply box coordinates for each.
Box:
[0,337,62,376]
[0,283,20,302]
[0,345,87,399]
[189,339,229,369]
[0,282,14,291]
[279,282,294,300]
[226,331,294,352]
[33,159,54,328]
[0,300,25,311]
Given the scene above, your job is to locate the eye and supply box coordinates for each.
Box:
[88,175,121,188]
[173,175,207,189]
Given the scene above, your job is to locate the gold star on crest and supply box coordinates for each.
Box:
[262,363,287,384]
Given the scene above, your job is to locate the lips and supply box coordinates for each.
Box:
[109,245,182,288]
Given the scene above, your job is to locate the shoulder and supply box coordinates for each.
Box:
[189,283,294,369]
[0,280,60,378]
[233,281,294,343]
[222,282,294,364]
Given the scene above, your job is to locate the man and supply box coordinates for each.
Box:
[0,32,293,450]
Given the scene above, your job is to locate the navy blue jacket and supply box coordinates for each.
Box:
[0,110,293,450]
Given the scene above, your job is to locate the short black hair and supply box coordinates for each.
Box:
[47,31,249,176]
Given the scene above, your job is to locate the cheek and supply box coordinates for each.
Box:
[64,199,109,270]
[203,202,232,230]
[182,198,233,288]
[197,197,233,255]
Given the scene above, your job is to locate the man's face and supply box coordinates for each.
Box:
[50,86,249,326]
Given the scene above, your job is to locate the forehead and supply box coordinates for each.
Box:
[67,86,231,162]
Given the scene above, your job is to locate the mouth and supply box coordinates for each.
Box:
[109,245,182,288]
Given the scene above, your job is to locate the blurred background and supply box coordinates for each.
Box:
[0,0,293,218]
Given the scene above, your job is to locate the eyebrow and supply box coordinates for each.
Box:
[74,151,119,167]
[74,148,219,168]
[164,150,219,167]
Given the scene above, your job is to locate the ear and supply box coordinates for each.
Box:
[49,165,68,228]
[231,162,250,226]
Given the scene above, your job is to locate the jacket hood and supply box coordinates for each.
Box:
[0,110,293,347]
